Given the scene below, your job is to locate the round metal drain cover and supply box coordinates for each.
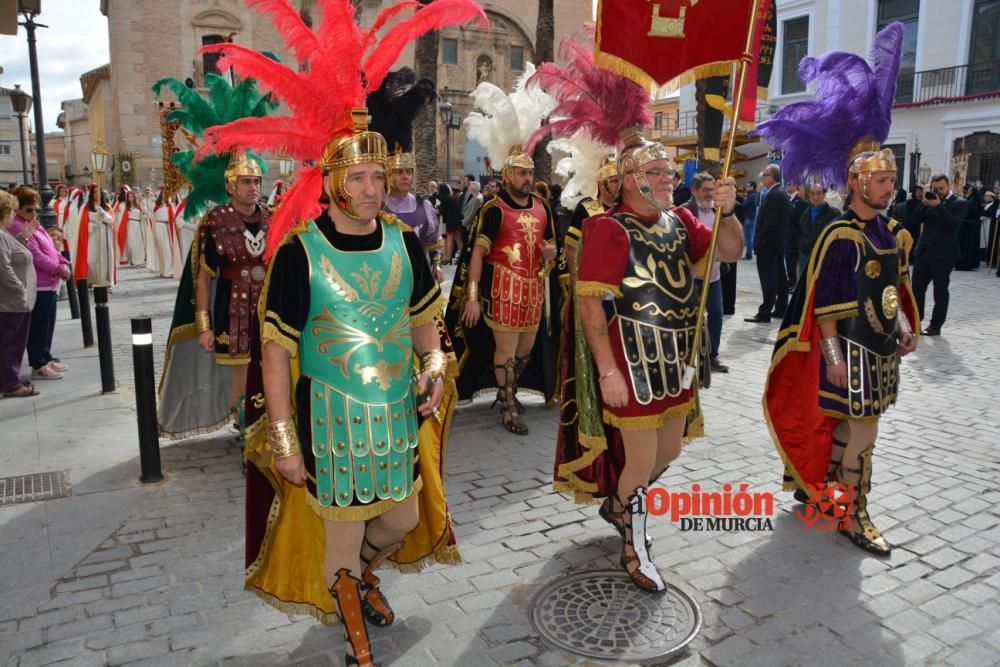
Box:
[529,570,701,662]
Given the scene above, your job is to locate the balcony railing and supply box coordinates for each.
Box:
[895,60,1000,105]
[648,105,774,143]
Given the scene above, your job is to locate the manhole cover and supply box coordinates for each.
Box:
[0,471,71,506]
[530,570,701,663]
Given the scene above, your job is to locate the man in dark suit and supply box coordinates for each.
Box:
[746,164,792,322]
[910,173,968,335]
[796,183,840,276]
[785,183,809,290]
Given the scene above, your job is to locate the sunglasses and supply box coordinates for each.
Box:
[23,207,38,213]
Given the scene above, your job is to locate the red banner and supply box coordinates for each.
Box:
[595,0,757,90]
[739,0,776,122]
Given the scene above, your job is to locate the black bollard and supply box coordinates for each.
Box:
[62,252,80,319]
[66,277,80,319]
[93,286,116,393]
[131,318,163,483]
[76,279,94,348]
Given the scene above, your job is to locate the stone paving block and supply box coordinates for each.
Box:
[45,613,114,642]
[36,588,105,612]
[928,618,985,646]
[703,634,756,666]
[928,566,976,589]
[486,640,538,663]
[107,638,174,665]
[110,574,172,597]
[84,621,148,650]
[881,608,936,635]
[113,604,169,627]
[17,607,81,633]
[18,639,87,667]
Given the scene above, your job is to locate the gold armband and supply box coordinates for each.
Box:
[420,349,448,383]
[195,310,212,334]
[266,418,301,459]
[465,281,480,302]
[819,337,845,366]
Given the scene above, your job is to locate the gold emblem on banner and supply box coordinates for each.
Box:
[864,260,881,279]
[649,0,701,38]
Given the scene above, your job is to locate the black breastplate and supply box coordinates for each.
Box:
[837,234,899,356]
[612,211,700,403]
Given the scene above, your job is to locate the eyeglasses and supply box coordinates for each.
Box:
[22,207,38,213]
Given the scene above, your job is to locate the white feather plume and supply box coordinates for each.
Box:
[551,134,610,209]
[464,63,555,166]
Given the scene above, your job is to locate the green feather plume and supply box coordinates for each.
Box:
[152,69,277,220]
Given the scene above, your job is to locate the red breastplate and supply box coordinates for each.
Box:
[486,197,548,277]
[483,196,549,331]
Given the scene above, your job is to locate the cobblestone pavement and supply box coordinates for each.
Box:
[1,260,999,667]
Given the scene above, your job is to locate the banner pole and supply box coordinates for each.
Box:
[683,0,763,389]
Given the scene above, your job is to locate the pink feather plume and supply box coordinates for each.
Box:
[525,27,652,153]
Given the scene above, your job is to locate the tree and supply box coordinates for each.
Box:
[414,1,440,188]
[532,0,555,183]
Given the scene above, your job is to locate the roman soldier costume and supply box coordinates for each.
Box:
[525,28,718,592]
[758,22,918,555]
[191,3,484,665]
[445,65,561,434]
[156,70,276,439]
[369,68,444,269]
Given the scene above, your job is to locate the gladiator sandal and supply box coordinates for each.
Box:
[620,487,667,593]
[793,437,847,503]
[599,493,652,549]
[836,445,891,557]
[495,360,529,435]
[359,537,401,627]
[329,568,376,667]
[510,355,530,414]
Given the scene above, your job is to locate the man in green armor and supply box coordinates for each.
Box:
[259,109,447,664]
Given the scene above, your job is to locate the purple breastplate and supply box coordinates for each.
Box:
[388,198,433,247]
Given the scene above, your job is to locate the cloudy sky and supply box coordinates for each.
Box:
[0,1,109,133]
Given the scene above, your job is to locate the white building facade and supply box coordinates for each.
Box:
[673,0,1000,191]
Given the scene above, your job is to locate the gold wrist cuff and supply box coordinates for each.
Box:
[195,310,212,334]
[420,349,447,383]
[465,282,480,302]
[267,418,301,459]
[819,337,845,366]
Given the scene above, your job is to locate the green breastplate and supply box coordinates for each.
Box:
[299,219,419,508]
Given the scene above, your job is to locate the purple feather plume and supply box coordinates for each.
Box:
[753,21,905,188]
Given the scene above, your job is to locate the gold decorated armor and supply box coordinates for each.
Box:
[611,210,702,402]
[298,217,419,510]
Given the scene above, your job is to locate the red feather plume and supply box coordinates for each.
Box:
[525,27,652,153]
[195,0,488,257]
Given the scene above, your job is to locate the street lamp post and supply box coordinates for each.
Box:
[278,156,294,180]
[439,101,454,185]
[9,85,32,184]
[909,136,921,192]
[18,1,55,228]
[918,163,932,188]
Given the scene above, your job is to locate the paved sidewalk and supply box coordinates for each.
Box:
[1,261,999,666]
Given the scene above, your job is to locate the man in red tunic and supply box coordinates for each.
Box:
[458,146,557,435]
[576,129,743,591]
